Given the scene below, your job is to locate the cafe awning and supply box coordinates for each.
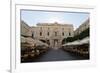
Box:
[62,40,80,46]
[21,36,26,43]
[62,37,89,47]
[21,36,48,47]
[21,37,35,49]
[79,37,89,44]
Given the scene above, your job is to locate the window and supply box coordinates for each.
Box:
[55,32,57,36]
[47,32,49,36]
[62,32,64,36]
[32,32,34,38]
[40,32,42,36]
[47,40,50,45]
[69,32,71,36]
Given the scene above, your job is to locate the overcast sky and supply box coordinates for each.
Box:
[21,10,89,30]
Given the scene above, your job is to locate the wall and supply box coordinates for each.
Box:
[74,18,89,36]
[21,20,32,37]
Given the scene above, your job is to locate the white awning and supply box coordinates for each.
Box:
[62,40,80,46]
[21,36,48,47]
[62,37,89,46]
[80,37,89,44]
[34,39,48,47]
[21,37,35,49]
[68,40,81,45]
[21,36,26,43]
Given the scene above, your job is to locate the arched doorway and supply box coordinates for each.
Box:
[54,39,58,48]
[62,38,66,44]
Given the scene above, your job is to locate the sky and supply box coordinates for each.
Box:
[21,10,89,30]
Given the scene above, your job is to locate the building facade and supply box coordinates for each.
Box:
[74,18,89,36]
[21,20,32,37]
[21,19,89,48]
[31,22,74,48]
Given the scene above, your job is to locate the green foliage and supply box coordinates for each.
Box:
[79,28,89,39]
[62,28,89,44]
[62,37,73,44]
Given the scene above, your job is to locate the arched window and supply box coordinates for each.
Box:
[55,32,57,36]
[47,32,49,36]
[32,32,34,38]
[62,32,64,36]
[47,40,50,45]
[40,32,42,36]
[69,32,71,36]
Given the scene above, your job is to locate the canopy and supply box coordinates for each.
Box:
[34,40,48,47]
[21,36,26,43]
[62,40,81,46]
[21,36,48,48]
[21,42,35,49]
[21,36,35,49]
[62,37,89,46]
[79,37,89,44]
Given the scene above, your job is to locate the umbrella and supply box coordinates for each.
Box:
[21,36,26,43]
[80,37,89,44]
[21,37,48,47]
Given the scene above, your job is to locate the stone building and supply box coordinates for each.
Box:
[21,19,89,49]
[31,22,74,48]
[74,18,89,36]
[21,20,32,37]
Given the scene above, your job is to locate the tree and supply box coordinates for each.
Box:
[62,28,89,44]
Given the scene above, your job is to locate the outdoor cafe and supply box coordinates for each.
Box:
[62,37,89,56]
[21,36,49,62]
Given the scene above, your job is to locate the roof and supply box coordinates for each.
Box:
[36,22,73,27]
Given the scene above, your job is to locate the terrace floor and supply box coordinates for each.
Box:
[22,48,89,63]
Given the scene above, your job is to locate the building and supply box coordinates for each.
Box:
[21,19,89,48]
[31,22,74,48]
[74,18,89,36]
[21,20,32,37]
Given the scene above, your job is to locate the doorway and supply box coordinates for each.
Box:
[54,39,58,49]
